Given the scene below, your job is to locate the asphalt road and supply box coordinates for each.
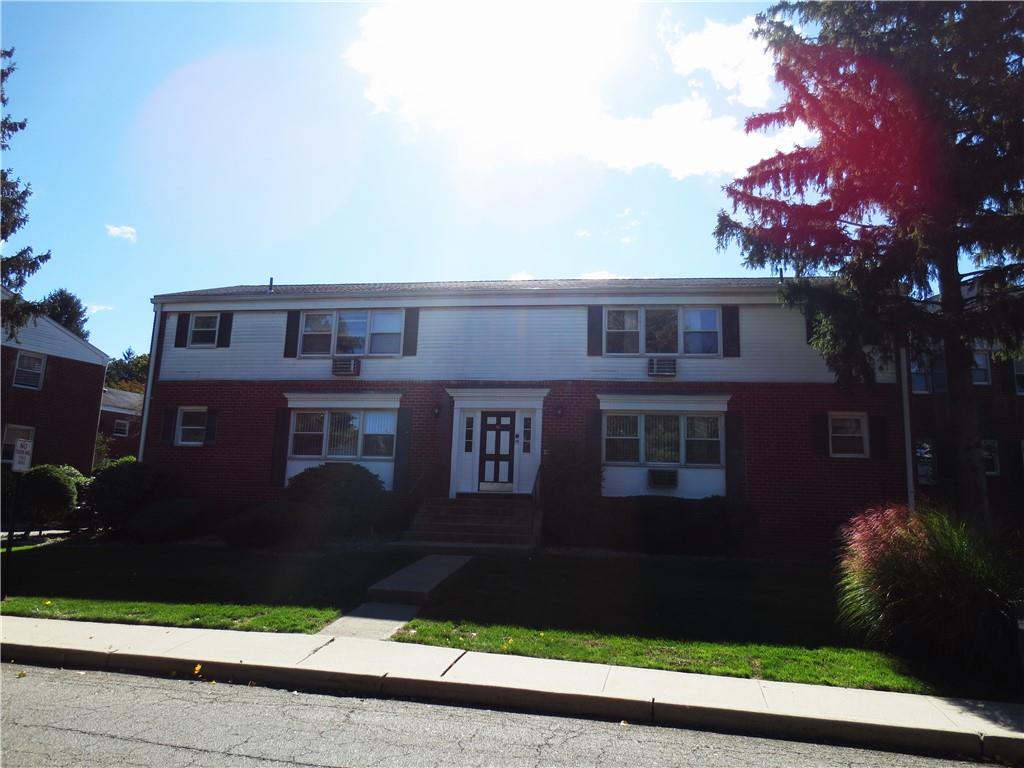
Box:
[1,664,979,768]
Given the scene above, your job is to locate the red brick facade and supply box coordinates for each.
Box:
[97,409,143,460]
[144,377,908,555]
[2,346,106,473]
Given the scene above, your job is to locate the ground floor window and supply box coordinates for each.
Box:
[981,439,999,476]
[915,440,936,485]
[2,424,35,463]
[113,419,130,438]
[603,413,723,467]
[828,412,868,458]
[176,408,208,446]
[290,409,397,460]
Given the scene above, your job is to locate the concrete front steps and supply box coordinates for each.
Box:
[392,496,539,554]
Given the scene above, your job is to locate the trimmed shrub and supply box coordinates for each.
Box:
[838,504,1022,692]
[18,464,78,532]
[122,498,212,543]
[284,463,386,535]
[220,500,329,549]
[88,457,178,530]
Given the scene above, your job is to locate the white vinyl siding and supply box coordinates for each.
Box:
[157,304,895,384]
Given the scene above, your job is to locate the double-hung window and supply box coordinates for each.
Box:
[605,309,640,354]
[829,412,868,458]
[189,314,219,347]
[971,350,991,385]
[2,425,34,463]
[603,413,722,466]
[303,309,404,357]
[644,309,678,354]
[683,309,720,355]
[300,313,334,356]
[113,419,130,438]
[13,351,45,389]
[176,407,208,446]
[290,409,398,459]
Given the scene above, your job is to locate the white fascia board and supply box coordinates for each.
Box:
[158,293,779,312]
[285,391,403,410]
[597,393,732,412]
[446,387,550,410]
[101,405,142,416]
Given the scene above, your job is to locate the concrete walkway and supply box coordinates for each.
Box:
[2,616,1022,763]
[318,602,420,641]
[367,554,473,605]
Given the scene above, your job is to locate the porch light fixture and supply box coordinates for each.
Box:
[433,406,441,418]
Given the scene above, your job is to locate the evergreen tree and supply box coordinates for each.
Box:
[42,288,90,340]
[1,48,51,334]
[715,2,1024,527]
[105,347,149,393]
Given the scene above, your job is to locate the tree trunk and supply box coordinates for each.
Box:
[938,256,992,530]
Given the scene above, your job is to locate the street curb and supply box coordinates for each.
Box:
[4,640,1021,764]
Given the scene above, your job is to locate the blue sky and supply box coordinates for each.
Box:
[2,2,806,358]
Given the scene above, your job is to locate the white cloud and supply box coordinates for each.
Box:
[575,229,592,239]
[580,270,623,280]
[105,225,137,243]
[508,271,535,281]
[86,304,115,316]
[345,6,811,180]
[664,17,776,108]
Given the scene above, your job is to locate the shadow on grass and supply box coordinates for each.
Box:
[1,538,411,611]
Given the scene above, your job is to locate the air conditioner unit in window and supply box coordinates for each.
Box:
[332,358,361,377]
[647,468,678,489]
[647,358,677,377]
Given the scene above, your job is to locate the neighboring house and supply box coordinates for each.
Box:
[98,388,145,459]
[907,345,1023,522]
[141,278,911,555]
[2,289,110,474]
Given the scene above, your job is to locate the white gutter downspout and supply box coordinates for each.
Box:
[137,301,162,462]
[899,345,916,510]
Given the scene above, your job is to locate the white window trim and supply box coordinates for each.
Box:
[602,306,722,357]
[112,419,130,438]
[601,412,724,469]
[299,309,405,358]
[288,408,398,461]
[2,424,35,463]
[971,349,992,385]
[175,406,208,447]
[188,313,220,348]
[828,411,870,459]
[981,439,1000,476]
[12,350,46,390]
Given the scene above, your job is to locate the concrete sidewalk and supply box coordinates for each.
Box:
[2,616,1022,763]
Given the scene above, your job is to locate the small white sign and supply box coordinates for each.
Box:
[11,439,33,473]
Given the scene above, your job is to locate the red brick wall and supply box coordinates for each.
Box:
[1,346,106,473]
[97,410,143,459]
[144,377,907,556]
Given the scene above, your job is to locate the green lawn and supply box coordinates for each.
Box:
[0,540,411,633]
[394,554,934,695]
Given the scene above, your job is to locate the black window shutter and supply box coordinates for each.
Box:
[283,311,300,358]
[584,408,603,469]
[174,313,191,347]
[869,415,888,459]
[402,308,419,357]
[392,407,413,492]
[725,411,746,504]
[204,409,219,444]
[812,414,829,457]
[270,408,291,487]
[722,305,740,357]
[160,408,177,444]
[216,313,233,347]
[586,306,603,356]
[1001,439,1023,481]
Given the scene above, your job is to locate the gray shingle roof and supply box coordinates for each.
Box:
[102,388,144,414]
[153,277,804,303]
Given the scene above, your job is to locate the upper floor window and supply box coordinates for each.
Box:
[829,412,868,458]
[189,314,219,347]
[176,407,208,446]
[1014,359,1024,396]
[603,413,723,467]
[604,307,720,356]
[13,351,45,390]
[113,419,130,438]
[301,309,404,357]
[2,424,34,463]
[683,309,720,355]
[971,350,991,385]
[290,409,398,459]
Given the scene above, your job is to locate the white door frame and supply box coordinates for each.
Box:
[446,388,549,498]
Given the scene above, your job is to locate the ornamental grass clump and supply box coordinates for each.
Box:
[838,504,1021,691]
